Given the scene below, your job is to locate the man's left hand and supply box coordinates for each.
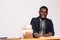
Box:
[44,32,52,37]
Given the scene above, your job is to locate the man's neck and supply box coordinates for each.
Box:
[40,18,45,21]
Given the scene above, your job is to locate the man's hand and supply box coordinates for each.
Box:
[34,33,40,38]
[44,32,52,37]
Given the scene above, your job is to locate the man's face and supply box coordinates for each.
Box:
[39,8,48,19]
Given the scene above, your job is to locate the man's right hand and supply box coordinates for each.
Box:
[34,33,40,38]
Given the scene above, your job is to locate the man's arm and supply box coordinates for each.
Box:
[30,18,37,33]
[30,18,40,38]
[44,20,55,37]
[49,20,55,36]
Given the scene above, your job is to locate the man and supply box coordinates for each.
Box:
[30,6,55,38]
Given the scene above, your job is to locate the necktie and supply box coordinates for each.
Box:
[40,20,45,36]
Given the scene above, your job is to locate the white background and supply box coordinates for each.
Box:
[0,0,60,38]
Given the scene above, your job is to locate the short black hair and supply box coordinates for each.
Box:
[39,6,48,13]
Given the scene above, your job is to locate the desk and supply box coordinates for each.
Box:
[7,37,60,40]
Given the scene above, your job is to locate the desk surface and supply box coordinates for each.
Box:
[7,37,60,40]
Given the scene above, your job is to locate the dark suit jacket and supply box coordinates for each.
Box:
[30,16,55,37]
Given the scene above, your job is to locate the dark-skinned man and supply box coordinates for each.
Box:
[30,6,55,38]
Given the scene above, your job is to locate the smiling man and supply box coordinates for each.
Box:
[30,6,55,38]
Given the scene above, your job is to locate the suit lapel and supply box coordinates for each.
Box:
[37,16,40,26]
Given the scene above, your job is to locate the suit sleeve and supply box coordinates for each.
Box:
[49,20,55,36]
[30,18,38,33]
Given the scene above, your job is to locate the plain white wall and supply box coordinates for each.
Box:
[0,0,60,38]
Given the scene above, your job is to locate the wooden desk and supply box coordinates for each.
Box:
[7,37,60,40]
